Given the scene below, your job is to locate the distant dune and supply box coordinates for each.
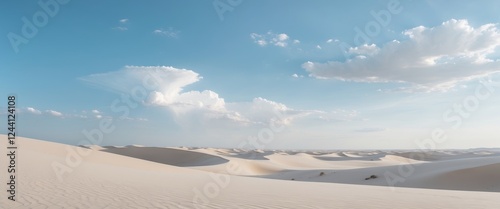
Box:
[102,146,229,167]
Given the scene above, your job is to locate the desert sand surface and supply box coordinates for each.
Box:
[2,135,500,208]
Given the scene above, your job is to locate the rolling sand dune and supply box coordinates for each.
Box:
[2,135,500,208]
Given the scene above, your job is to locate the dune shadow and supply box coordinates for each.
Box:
[102,147,229,167]
[314,156,382,161]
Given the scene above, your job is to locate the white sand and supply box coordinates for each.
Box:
[1,135,500,208]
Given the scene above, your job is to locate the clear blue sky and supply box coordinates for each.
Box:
[1,0,500,149]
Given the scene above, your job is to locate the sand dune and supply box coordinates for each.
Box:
[380,154,423,163]
[261,155,500,192]
[265,152,336,168]
[419,162,500,191]
[2,135,500,208]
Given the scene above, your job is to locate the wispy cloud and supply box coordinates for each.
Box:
[46,110,63,117]
[113,27,128,31]
[153,28,179,38]
[326,38,339,43]
[21,108,117,120]
[113,18,129,31]
[26,107,42,115]
[250,31,297,48]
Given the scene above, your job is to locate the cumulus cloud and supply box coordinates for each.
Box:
[250,32,291,47]
[80,66,200,103]
[80,66,352,127]
[81,66,239,123]
[153,28,179,38]
[303,19,500,92]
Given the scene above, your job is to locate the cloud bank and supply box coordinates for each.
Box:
[303,19,500,92]
[80,66,356,127]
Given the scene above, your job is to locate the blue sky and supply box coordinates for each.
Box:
[1,0,500,149]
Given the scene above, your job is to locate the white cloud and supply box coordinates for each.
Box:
[316,45,322,49]
[348,44,379,55]
[293,40,300,44]
[80,66,200,102]
[153,28,179,38]
[80,66,351,127]
[26,107,42,115]
[21,107,116,120]
[250,32,291,47]
[326,39,339,43]
[113,27,128,31]
[113,19,129,31]
[250,33,267,46]
[292,73,304,78]
[227,97,318,126]
[316,109,359,122]
[80,66,236,121]
[304,19,500,92]
[46,110,63,117]
[72,110,106,119]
